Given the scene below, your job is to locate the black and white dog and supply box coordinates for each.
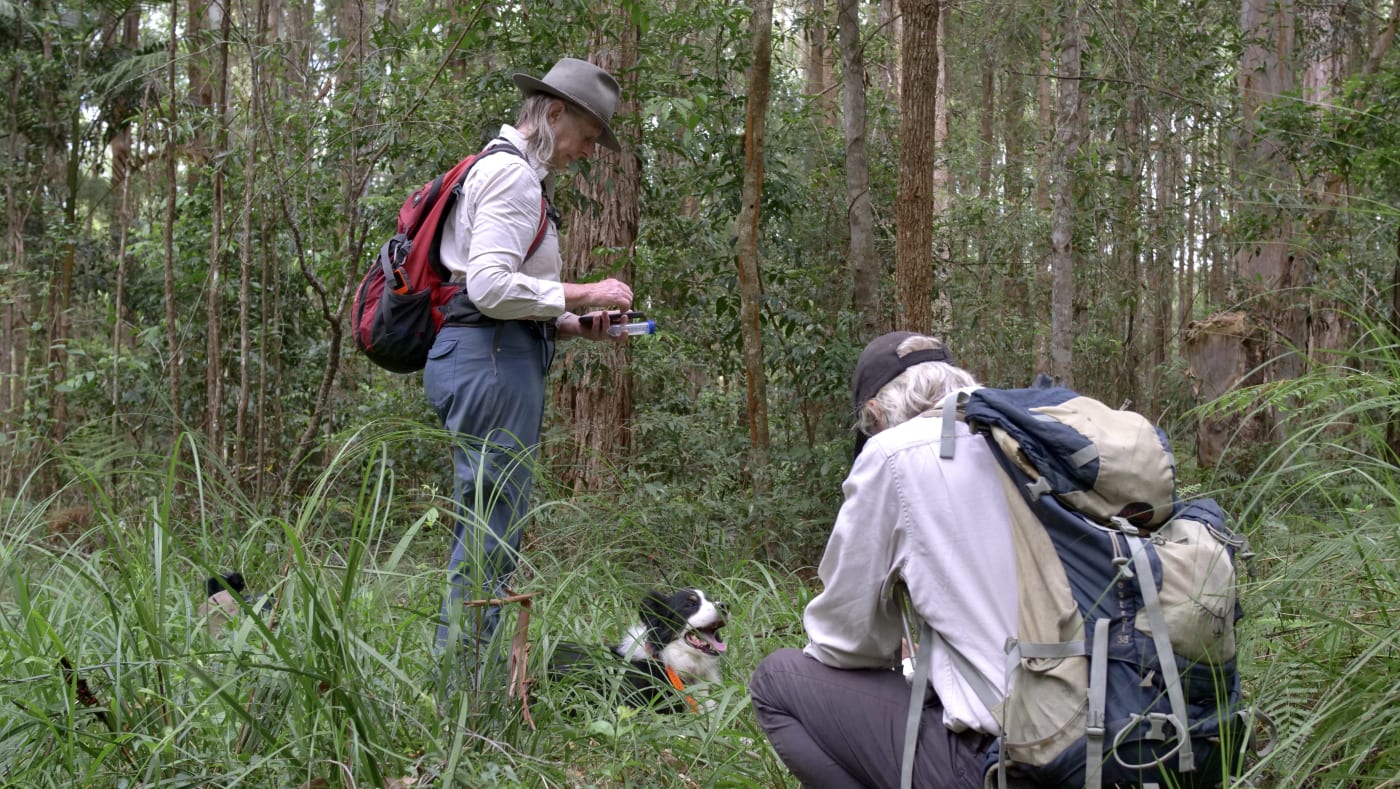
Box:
[200,573,275,636]
[550,588,728,713]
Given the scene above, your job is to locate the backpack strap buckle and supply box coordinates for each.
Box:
[1111,712,1188,769]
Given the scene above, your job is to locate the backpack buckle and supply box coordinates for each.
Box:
[1111,556,1134,579]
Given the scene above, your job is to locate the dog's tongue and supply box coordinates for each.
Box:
[699,629,727,654]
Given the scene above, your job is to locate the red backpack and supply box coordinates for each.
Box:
[352,141,548,373]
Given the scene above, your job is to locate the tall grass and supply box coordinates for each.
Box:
[0,420,804,787]
[10,309,1400,787]
[1208,312,1400,787]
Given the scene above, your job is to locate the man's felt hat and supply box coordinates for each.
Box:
[514,57,621,152]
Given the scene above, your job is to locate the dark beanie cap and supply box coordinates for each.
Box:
[851,331,952,458]
[851,331,953,407]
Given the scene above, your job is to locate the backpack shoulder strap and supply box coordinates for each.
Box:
[460,139,552,261]
[525,195,550,259]
[896,585,1002,789]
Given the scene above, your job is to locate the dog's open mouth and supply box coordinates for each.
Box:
[685,624,727,655]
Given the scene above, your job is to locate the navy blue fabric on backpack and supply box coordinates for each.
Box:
[898,383,1252,789]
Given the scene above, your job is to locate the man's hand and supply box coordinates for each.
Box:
[562,278,633,313]
[557,311,628,343]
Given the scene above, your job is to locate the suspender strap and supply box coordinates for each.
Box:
[939,390,966,458]
[1085,617,1111,789]
[1128,534,1195,773]
[900,620,937,789]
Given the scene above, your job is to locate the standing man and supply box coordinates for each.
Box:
[426,58,632,658]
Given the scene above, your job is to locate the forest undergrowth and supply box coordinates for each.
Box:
[4,340,1400,788]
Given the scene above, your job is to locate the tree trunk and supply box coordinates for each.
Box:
[1048,0,1083,387]
[206,0,231,452]
[164,0,182,427]
[111,7,140,438]
[877,0,902,99]
[1,68,24,485]
[737,0,775,512]
[839,0,879,340]
[977,47,995,201]
[236,135,256,475]
[550,36,642,494]
[804,0,837,125]
[1148,127,1175,403]
[186,0,214,175]
[1186,0,1301,467]
[1032,10,1055,373]
[894,0,939,334]
[1387,225,1400,463]
[930,0,951,335]
[1117,94,1143,403]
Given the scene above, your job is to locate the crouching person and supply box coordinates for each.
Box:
[749,332,1016,789]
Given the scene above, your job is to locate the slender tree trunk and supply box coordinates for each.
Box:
[877,0,902,99]
[1179,144,1197,343]
[1148,123,1174,406]
[1048,0,1083,386]
[895,0,939,334]
[839,0,879,339]
[804,0,837,125]
[165,0,182,427]
[257,205,275,501]
[49,60,83,441]
[1001,69,1025,206]
[1033,11,1055,373]
[236,136,256,475]
[1118,95,1143,403]
[1387,224,1400,462]
[1035,17,1053,215]
[930,0,952,334]
[186,0,213,176]
[737,0,775,510]
[1,68,23,483]
[977,49,995,201]
[551,33,642,493]
[206,0,231,452]
[278,0,372,497]
[111,9,141,439]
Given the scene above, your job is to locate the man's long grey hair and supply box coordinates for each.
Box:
[515,93,579,167]
[857,336,979,436]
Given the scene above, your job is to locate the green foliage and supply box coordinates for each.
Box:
[1195,300,1400,786]
[0,426,802,787]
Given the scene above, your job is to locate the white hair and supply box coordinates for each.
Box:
[858,336,978,435]
[515,94,560,165]
[515,94,592,167]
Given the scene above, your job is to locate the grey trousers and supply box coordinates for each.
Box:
[750,648,989,789]
[424,322,553,650]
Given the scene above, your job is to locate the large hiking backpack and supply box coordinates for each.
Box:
[352,141,549,374]
[898,382,1255,789]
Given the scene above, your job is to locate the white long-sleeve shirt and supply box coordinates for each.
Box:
[803,398,1018,734]
[439,125,566,320]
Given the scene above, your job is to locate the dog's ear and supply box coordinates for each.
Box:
[640,590,684,644]
[206,573,246,598]
[640,589,670,622]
